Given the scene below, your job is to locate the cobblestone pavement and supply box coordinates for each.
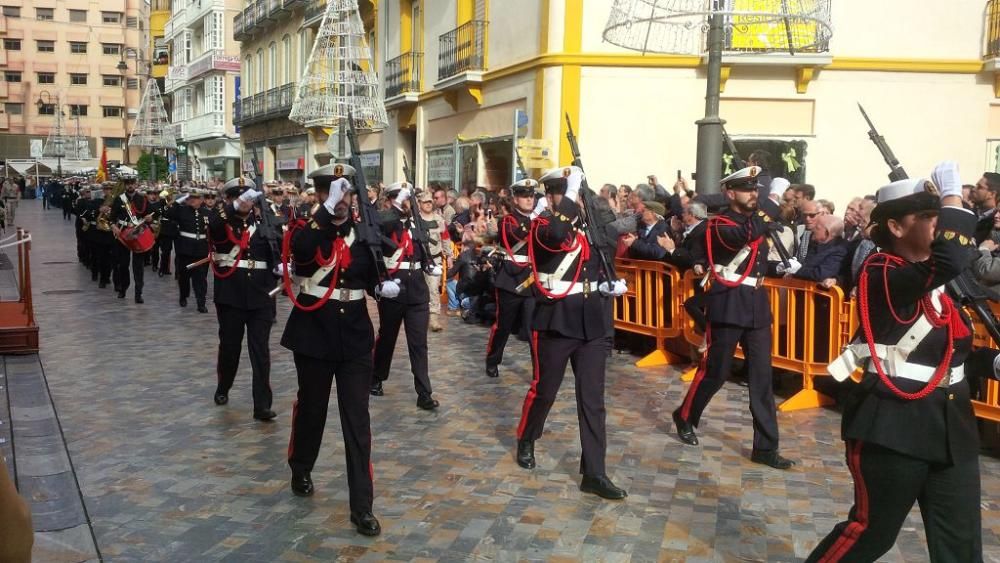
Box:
[9,199,1000,562]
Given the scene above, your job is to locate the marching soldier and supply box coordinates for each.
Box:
[208,178,276,421]
[110,178,154,303]
[671,166,794,469]
[371,182,441,410]
[168,189,211,312]
[486,179,539,377]
[145,190,166,270]
[281,163,387,536]
[158,189,179,277]
[515,166,628,500]
[84,187,115,288]
[809,163,1000,562]
[73,186,92,267]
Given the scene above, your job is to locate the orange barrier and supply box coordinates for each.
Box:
[612,259,687,367]
[967,301,1000,422]
[0,228,39,354]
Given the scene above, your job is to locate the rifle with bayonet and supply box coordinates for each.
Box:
[401,154,434,273]
[721,124,792,269]
[857,104,1000,346]
[563,113,618,281]
[346,113,393,283]
[249,144,283,271]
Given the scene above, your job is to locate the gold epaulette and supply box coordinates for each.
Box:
[941,231,972,246]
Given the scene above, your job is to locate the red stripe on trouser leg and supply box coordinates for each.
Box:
[287,399,299,461]
[819,441,869,562]
[485,288,500,361]
[679,324,712,420]
[516,330,542,439]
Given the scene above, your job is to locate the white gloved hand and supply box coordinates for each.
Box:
[599,281,614,297]
[394,187,411,208]
[376,279,401,299]
[931,161,962,199]
[430,264,442,276]
[530,197,548,219]
[324,178,351,214]
[769,178,790,199]
[612,279,628,296]
[777,257,802,275]
[273,262,287,277]
[565,169,585,201]
[238,188,262,204]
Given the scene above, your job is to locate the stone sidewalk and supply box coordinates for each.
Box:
[7,198,1000,562]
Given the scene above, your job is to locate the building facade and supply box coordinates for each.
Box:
[164,0,242,181]
[0,0,147,168]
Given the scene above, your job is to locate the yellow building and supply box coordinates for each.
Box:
[150,0,171,83]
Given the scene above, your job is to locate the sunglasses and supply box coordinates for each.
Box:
[803,212,820,218]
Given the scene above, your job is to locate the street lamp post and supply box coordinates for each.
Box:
[117,47,140,166]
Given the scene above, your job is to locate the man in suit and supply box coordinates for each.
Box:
[622,201,668,260]
[784,214,849,288]
[794,199,825,262]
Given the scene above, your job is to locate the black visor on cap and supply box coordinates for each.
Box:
[543,178,567,195]
[512,185,535,196]
[870,191,939,226]
[725,179,759,192]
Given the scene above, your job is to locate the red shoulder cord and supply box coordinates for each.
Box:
[500,214,530,266]
[280,219,353,312]
[527,216,589,300]
[704,215,761,288]
[209,223,251,280]
[857,252,969,400]
[131,198,147,217]
[386,228,414,275]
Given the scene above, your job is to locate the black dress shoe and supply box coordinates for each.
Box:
[580,475,628,500]
[350,511,381,536]
[417,395,439,410]
[197,304,209,313]
[750,450,796,470]
[117,290,127,299]
[290,471,314,497]
[179,298,188,307]
[672,408,699,446]
[253,409,277,421]
[370,382,384,396]
[213,392,228,406]
[516,439,535,469]
[134,294,144,304]
[486,365,499,378]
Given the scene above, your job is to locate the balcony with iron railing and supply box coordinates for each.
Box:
[233,11,245,40]
[437,20,488,83]
[302,0,326,27]
[385,51,423,107]
[182,111,228,140]
[233,82,297,126]
[988,0,1000,59]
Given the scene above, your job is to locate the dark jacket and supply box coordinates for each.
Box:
[628,219,669,260]
[208,203,277,310]
[379,206,430,306]
[281,206,378,362]
[168,203,210,256]
[794,238,849,283]
[493,211,533,295]
[665,220,708,271]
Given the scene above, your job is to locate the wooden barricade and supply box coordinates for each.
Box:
[611,259,687,367]
[0,228,39,354]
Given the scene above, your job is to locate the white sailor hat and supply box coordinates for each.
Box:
[510,178,539,196]
[539,166,583,194]
[769,177,791,193]
[720,166,763,191]
[305,187,316,195]
[383,181,412,197]
[871,178,938,225]
[223,176,255,191]
[188,188,205,198]
[309,163,356,179]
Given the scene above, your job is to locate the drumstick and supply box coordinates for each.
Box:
[186,256,212,270]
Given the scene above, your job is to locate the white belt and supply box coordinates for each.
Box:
[215,259,269,270]
[536,274,600,295]
[866,360,965,387]
[714,270,761,288]
[301,285,366,301]
[180,231,206,240]
[389,261,422,270]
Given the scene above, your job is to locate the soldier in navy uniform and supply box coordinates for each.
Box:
[168,189,211,312]
[808,163,1000,562]
[485,179,539,378]
[371,182,441,410]
[207,178,277,421]
[158,190,179,277]
[110,178,156,303]
[671,166,795,470]
[84,189,115,288]
[515,166,628,500]
[73,186,92,267]
[281,163,387,537]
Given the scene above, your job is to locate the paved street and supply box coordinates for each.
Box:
[6,198,1000,562]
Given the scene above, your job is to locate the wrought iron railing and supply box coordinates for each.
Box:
[438,20,488,81]
[989,0,1000,58]
[386,51,423,98]
[303,0,326,26]
[234,82,297,125]
[233,11,244,39]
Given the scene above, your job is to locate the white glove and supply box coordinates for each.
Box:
[565,169,585,201]
[324,178,351,214]
[430,264,442,276]
[273,262,287,276]
[530,197,548,219]
[931,160,962,199]
[599,281,614,297]
[777,257,802,275]
[394,187,411,207]
[239,188,262,203]
[376,279,401,299]
[769,178,790,199]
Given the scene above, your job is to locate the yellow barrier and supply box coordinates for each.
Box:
[967,301,1000,422]
[612,259,688,367]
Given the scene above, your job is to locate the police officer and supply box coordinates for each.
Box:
[281,163,388,537]
[808,163,1000,562]
[486,179,539,378]
[208,178,276,421]
[671,166,794,469]
[371,182,441,410]
[169,189,210,312]
[515,166,628,500]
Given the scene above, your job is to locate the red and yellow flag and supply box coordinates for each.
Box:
[96,145,108,182]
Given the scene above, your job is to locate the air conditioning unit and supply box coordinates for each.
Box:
[127,108,139,118]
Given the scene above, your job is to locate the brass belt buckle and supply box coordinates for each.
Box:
[756,276,764,289]
[338,288,351,301]
[247,259,255,269]
[583,280,590,297]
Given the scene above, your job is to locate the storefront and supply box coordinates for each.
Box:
[274,138,308,186]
